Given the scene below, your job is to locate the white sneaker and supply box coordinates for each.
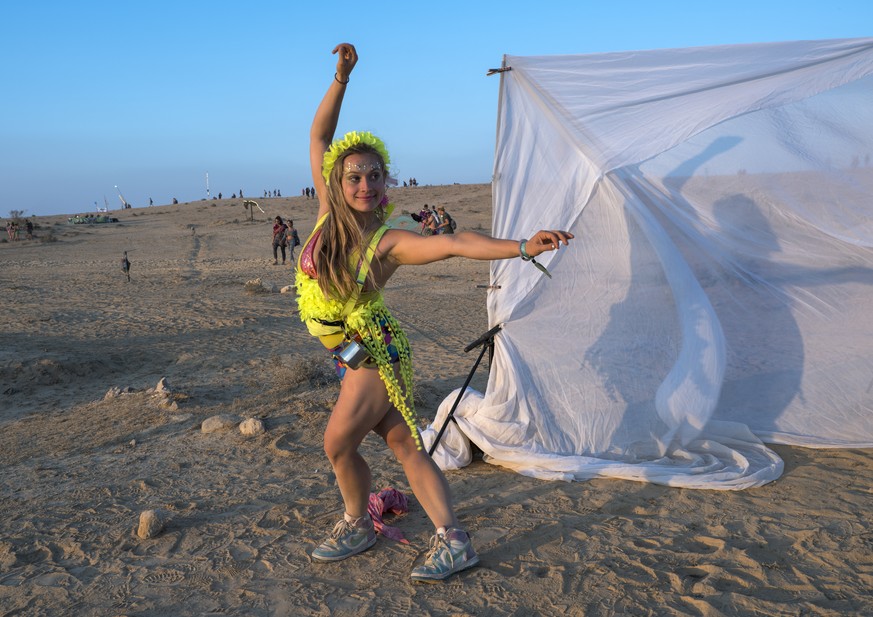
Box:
[311,518,376,562]
[410,528,479,582]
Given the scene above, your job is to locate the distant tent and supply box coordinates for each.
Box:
[423,38,873,489]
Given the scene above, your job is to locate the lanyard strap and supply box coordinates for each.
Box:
[340,224,390,318]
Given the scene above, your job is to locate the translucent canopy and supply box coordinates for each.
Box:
[424,38,873,489]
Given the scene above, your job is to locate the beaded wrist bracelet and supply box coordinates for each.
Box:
[518,239,552,278]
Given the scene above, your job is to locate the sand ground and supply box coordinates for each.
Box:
[1,184,871,616]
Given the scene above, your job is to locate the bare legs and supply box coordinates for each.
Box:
[322,366,458,529]
[376,405,459,530]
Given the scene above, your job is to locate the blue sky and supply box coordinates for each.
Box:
[2,1,871,216]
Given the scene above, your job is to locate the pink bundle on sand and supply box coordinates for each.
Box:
[368,488,409,544]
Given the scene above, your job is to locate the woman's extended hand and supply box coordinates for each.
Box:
[526,230,575,258]
[332,43,358,81]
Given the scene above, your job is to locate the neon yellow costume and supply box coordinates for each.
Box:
[295,212,421,450]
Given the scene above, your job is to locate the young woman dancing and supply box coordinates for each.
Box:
[296,42,573,582]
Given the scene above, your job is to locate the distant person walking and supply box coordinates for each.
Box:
[121,251,131,282]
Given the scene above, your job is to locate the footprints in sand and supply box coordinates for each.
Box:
[142,568,186,586]
[183,230,202,281]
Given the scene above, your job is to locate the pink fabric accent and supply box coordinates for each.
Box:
[368,488,409,544]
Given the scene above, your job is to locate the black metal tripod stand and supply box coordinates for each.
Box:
[427,324,502,457]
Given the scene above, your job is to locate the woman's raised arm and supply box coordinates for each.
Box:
[310,43,358,218]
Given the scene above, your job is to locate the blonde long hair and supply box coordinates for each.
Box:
[316,143,389,299]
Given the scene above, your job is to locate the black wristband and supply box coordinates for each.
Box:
[334,73,349,85]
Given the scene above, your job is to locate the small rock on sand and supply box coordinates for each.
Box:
[201,414,240,434]
[239,417,266,436]
[137,509,165,539]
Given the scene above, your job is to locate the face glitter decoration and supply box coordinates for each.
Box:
[344,161,383,174]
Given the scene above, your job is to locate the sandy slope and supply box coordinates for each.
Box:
[1,185,870,616]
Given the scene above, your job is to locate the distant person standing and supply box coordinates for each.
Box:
[25,219,34,240]
[121,251,131,282]
[436,206,455,234]
[416,208,438,236]
[272,216,289,265]
[286,218,300,263]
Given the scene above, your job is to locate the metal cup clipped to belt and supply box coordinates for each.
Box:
[333,332,371,369]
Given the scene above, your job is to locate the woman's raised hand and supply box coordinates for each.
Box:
[332,43,358,82]
[526,230,575,257]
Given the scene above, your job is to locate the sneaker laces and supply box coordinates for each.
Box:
[328,519,355,539]
[424,532,454,567]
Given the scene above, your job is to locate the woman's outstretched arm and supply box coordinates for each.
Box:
[310,43,358,218]
[382,229,574,266]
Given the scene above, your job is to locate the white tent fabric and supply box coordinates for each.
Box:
[422,38,873,489]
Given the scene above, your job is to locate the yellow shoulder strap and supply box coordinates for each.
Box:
[341,224,391,318]
[355,224,390,286]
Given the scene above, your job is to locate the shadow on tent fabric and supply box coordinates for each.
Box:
[582,138,775,465]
